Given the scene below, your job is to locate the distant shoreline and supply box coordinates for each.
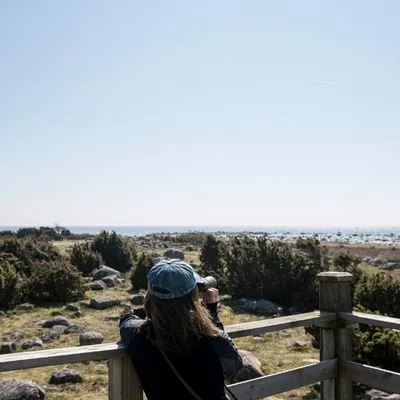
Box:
[1,225,400,245]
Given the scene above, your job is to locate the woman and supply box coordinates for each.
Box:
[119,258,243,400]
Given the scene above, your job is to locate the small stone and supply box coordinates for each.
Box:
[292,341,309,351]
[79,332,104,346]
[0,342,17,354]
[40,330,60,343]
[65,325,87,334]
[101,275,120,287]
[129,293,145,306]
[42,316,71,328]
[49,368,83,385]
[2,331,23,343]
[0,379,45,400]
[16,303,35,310]
[252,336,263,342]
[51,325,68,333]
[66,303,81,312]
[21,339,44,350]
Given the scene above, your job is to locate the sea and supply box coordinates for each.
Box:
[1,226,400,244]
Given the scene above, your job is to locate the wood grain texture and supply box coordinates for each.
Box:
[339,311,400,331]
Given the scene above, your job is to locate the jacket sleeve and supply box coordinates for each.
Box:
[119,312,144,347]
[205,302,243,379]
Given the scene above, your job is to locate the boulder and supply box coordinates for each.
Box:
[370,258,384,266]
[91,266,121,280]
[66,303,81,312]
[0,342,17,354]
[234,350,264,382]
[49,368,83,385]
[90,280,107,290]
[90,296,121,310]
[129,293,145,306]
[40,330,60,343]
[101,275,120,288]
[239,299,282,315]
[42,316,71,328]
[65,325,87,334]
[21,339,44,350]
[163,249,185,260]
[0,379,45,400]
[79,332,104,346]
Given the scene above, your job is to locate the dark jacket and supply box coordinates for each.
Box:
[119,303,242,400]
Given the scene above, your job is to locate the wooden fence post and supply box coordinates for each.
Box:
[317,272,353,400]
[109,356,143,400]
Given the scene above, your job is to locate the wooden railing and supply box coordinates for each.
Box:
[1,272,400,399]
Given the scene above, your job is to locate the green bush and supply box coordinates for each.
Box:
[91,231,136,272]
[199,235,228,292]
[355,273,400,318]
[175,232,208,246]
[130,253,154,291]
[0,258,22,310]
[70,243,102,276]
[26,261,86,304]
[225,237,328,310]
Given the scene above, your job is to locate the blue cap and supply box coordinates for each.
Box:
[147,259,205,299]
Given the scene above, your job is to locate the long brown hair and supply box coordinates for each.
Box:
[142,288,219,354]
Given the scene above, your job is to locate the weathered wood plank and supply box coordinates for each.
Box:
[226,311,334,338]
[340,361,400,394]
[227,359,337,399]
[109,356,143,400]
[0,343,124,372]
[339,311,400,331]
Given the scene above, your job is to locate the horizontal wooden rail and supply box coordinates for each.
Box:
[0,311,331,372]
[226,311,334,338]
[339,311,400,330]
[0,343,124,372]
[228,359,337,399]
[340,361,400,394]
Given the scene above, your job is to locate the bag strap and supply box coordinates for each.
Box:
[158,346,240,400]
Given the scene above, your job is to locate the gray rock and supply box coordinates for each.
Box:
[367,389,400,399]
[239,299,282,315]
[163,249,185,260]
[51,325,68,333]
[49,368,83,385]
[90,280,107,290]
[129,293,145,306]
[362,256,372,264]
[0,311,6,317]
[234,350,264,382]
[370,258,384,266]
[101,275,120,287]
[79,300,91,308]
[66,303,81,312]
[42,316,71,328]
[16,303,35,310]
[292,341,309,351]
[92,266,121,280]
[21,339,44,350]
[0,379,45,400]
[40,330,60,343]
[0,342,17,354]
[73,310,82,318]
[381,262,400,271]
[90,296,121,310]
[65,325,87,334]
[2,331,23,343]
[79,332,104,346]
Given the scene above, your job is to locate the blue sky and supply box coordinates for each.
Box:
[1,1,399,227]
